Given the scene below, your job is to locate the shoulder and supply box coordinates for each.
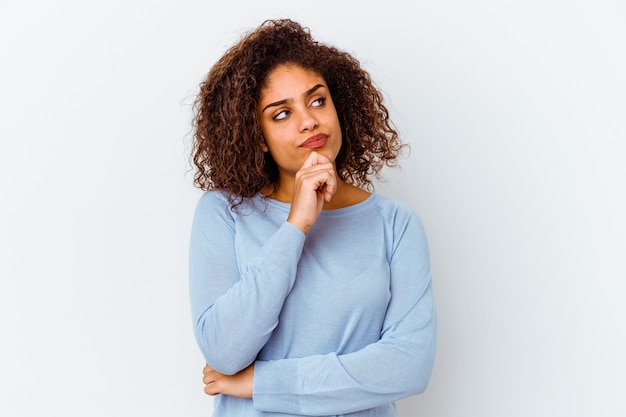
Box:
[193,190,267,224]
[195,189,231,210]
[191,190,237,231]
[370,193,428,243]
[370,194,430,259]
[371,193,422,224]
[193,190,233,218]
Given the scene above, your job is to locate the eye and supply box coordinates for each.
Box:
[273,110,290,121]
[311,97,326,107]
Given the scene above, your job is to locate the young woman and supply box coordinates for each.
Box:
[189,19,436,416]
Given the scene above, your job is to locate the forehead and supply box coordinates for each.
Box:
[259,64,326,99]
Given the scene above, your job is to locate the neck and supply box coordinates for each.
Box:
[264,176,369,210]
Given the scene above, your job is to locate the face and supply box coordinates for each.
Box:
[257,64,342,179]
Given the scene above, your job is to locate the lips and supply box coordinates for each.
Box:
[300,133,328,149]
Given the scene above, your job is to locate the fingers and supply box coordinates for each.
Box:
[202,364,214,386]
[320,175,337,202]
[301,150,331,169]
[202,364,220,396]
[287,151,338,234]
[204,383,218,396]
[296,165,335,196]
[202,363,255,398]
[296,152,337,200]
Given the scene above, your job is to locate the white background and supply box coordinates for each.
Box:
[1,1,624,416]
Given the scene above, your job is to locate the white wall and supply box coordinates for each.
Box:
[1,1,624,416]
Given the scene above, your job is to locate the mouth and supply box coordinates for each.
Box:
[300,133,328,149]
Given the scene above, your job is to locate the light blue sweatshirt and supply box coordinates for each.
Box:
[189,191,436,416]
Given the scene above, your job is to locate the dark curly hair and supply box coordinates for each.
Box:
[192,19,405,203]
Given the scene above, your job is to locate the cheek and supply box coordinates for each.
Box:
[259,122,278,153]
[324,108,342,135]
[262,122,293,149]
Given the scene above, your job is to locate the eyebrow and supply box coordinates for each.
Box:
[261,84,325,114]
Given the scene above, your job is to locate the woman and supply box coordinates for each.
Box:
[189,19,436,416]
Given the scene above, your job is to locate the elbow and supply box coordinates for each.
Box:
[197,343,246,376]
[198,341,239,375]
[412,373,431,395]
[412,350,436,395]
[404,341,436,396]
[411,316,437,395]
[206,357,247,376]
[193,319,253,375]
[401,361,433,398]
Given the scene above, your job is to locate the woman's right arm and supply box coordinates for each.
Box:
[188,192,305,375]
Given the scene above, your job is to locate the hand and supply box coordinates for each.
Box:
[287,151,337,234]
[202,363,254,398]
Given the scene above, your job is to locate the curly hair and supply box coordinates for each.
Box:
[192,19,405,203]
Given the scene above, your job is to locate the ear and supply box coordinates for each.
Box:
[260,142,269,153]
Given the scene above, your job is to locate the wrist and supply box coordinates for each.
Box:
[286,217,311,235]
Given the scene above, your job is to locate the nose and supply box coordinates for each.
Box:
[299,109,319,132]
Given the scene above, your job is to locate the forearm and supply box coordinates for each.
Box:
[192,259,293,374]
[254,322,436,415]
[253,286,436,415]
[190,194,306,374]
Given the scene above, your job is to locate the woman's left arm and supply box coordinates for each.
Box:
[205,209,437,415]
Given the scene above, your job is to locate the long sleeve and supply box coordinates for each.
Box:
[252,207,437,416]
[189,192,306,375]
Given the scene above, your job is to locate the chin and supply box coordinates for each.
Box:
[317,145,341,162]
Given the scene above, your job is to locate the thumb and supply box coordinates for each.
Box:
[301,151,329,169]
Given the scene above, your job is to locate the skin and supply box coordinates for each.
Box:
[202,64,370,398]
